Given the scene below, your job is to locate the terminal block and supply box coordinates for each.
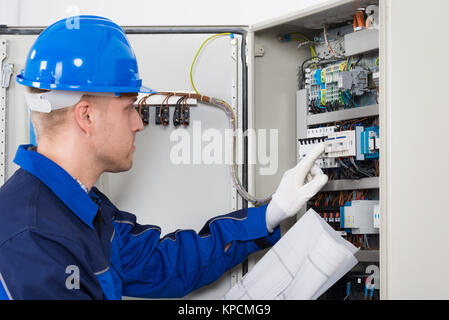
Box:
[173,105,182,127]
[155,106,170,126]
[182,105,190,126]
[305,63,369,111]
[135,105,149,126]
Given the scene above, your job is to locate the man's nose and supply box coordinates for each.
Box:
[132,108,144,132]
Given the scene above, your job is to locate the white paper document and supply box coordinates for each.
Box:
[223,208,359,300]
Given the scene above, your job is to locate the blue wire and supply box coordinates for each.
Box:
[348,91,359,107]
[316,99,326,109]
[341,92,348,109]
[345,91,359,108]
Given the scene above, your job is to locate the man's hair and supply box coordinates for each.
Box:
[27,87,106,142]
[28,87,72,142]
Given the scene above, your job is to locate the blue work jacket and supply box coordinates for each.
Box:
[0,145,280,300]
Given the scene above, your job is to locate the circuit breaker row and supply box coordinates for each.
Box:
[298,126,380,169]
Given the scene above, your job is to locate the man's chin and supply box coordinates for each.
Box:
[106,160,133,173]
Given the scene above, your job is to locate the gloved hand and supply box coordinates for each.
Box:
[266,143,328,233]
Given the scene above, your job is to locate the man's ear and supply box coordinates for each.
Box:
[73,99,93,136]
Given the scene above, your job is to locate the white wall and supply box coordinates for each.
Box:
[1,0,328,27]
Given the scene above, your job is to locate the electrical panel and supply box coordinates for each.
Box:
[293,2,381,300]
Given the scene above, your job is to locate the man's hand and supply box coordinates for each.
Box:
[266,143,328,232]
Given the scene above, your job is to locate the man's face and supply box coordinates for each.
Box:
[92,93,143,173]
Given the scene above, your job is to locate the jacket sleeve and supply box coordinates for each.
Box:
[113,205,281,298]
[0,229,102,300]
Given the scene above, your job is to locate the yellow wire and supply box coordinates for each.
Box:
[291,40,317,62]
[190,33,231,95]
[286,33,317,64]
[310,46,318,67]
[289,32,310,41]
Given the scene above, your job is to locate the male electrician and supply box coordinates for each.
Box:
[0,16,328,300]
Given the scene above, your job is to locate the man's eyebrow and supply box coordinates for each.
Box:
[128,96,138,105]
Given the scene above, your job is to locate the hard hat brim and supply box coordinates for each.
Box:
[16,74,157,94]
[138,85,158,94]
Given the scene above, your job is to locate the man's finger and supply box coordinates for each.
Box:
[305,164,322,183]
[295,143,325,185]
[306,173,313,184]
[302,173,329,197]
[310,164,325,177]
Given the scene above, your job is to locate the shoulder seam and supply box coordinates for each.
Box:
[0,227,83,251]
[0,227,35,249]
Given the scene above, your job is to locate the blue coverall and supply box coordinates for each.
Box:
[0,145,280,299]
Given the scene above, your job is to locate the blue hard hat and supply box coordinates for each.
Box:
[16,15,156,94]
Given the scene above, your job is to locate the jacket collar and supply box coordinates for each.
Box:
[13,144,98,228]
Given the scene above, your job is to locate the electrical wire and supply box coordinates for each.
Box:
[162,93,173,126]
[353,55,363,68]
[344,91,359,108]
[174,96,186,126]
[145,32,374,206]
[343,282,351,300]
[138,91,271,206]
[278,33,318,64]
[337,158,360,179]
[363,234,370,249]
[299,55,323,89]
[323,25,335,56]
[350,157,375,178]
[323,25,346,58]
[181,96,189,126]
[211,98,272,206]
[288,33,318,67]
[190,33,232,95]
[188,33,271,204]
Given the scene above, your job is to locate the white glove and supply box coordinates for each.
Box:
[266,143,328,233]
